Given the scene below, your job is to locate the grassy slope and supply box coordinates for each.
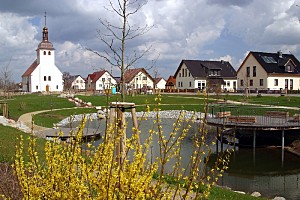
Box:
[0,125,46,163]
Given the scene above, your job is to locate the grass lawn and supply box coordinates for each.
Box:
[0,93,74,121]
[0,124,46,163]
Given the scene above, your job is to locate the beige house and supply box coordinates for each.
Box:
[174,60,237,92]
[124,68,154,93]
[237,51,300,93]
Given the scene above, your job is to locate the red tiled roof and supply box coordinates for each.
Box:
[22,60,38,77]
[124,68,153,83]
[166,76,176,86]
[87,70,107,82]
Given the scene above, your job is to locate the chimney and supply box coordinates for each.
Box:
[278,50,283,58]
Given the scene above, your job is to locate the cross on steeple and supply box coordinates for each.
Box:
[44,11,47,27]
[42,11,48,41]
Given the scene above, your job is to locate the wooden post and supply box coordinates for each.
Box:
[109,102,139,166]
[282,130,285,166]
[131,107,140,146]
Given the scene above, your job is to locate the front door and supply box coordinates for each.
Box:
[46,85,50,92]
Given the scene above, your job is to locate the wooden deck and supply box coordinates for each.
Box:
[207,115,300,130]
[44,127,101,141]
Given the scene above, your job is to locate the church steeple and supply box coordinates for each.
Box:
[42,11,48,41]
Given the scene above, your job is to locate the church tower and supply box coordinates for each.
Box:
[22,12,63,93]
[36,12,55,65]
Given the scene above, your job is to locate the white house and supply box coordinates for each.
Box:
[124,68,154,93]
[22,15,63,92]
[86,70,116,91]
[153,77,166,90]
[70,75,85,90]
[174,60,237,92]
[237,51,300,93]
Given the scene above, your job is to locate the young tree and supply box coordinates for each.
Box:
[88,0,153,101]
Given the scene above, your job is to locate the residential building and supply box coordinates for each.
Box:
[165,76,176,90]
[153,77,166,90]
[86,70,116,91]
[124,68,154,93]
[22,15,63,92]
[237,51,300,92]
[70,75,85,90]
[174,60,237,92]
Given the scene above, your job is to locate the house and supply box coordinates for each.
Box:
[165,76,176,90]
[22,15,63,92]
[124,68,154,93]
[70,75,85,90]
[85,70,116,91]
[153,77,166,90]
[237,51,300,93]
[174,60,237,92]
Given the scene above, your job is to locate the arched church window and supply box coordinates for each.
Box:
[43,51,46,55]
[48,51,51,55]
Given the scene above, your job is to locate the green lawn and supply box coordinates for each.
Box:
[0,124,46,163]
[0,93,74,121]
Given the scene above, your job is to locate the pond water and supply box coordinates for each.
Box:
[66,117,300,200]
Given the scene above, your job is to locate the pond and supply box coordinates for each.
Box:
[66,117,300,200]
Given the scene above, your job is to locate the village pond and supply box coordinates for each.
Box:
[65,117,300,200]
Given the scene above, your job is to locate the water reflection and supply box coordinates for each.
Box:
[66,118,300,200]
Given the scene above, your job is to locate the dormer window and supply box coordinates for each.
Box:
[209,69,220,76]
[285,65,293,72]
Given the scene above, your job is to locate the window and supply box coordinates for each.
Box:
[179,73,181,77]
[102,78,105,82]
[240,80,244,86]
[108,78,111,82]
[189,72,191,77]
[259,79,263,86]
[274,79,278,86]
[36,85,38,90]
[189,81,191,87]
[178,81,180,87]
[142,76,147,80]
[44,76,46,81]
[246,67,250,77]
[182,69,184,77]
[285,65,294,72]
[290,79,293,90]
[56,85,58,89]
[226,81,230,87]
[43,51,46,55]
[99,84,102,87]
[136,77,138,81]
[253,66,256,77]
[48,51,51,55]
[48,76,51,81]
[250,79,253,86]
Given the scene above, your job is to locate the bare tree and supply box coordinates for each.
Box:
[63,72,72,91]
[88,0,153,101]
[0,59,15,94]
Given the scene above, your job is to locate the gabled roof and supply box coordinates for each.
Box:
[241,51,300,74]
[174,60,236,78]
[123,68,154,83]
[153,77,166,85]
[22,60,38,77]
[87,70,112,83]
[69,75,84,82]
[166,76,176,86]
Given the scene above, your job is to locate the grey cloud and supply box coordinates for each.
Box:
[207,0,253,7]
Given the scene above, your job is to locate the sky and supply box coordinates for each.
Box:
[1,0,300,82]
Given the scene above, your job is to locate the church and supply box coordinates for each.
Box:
[22,14,63,92]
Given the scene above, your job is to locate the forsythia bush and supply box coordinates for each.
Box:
[13,95,232,199]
